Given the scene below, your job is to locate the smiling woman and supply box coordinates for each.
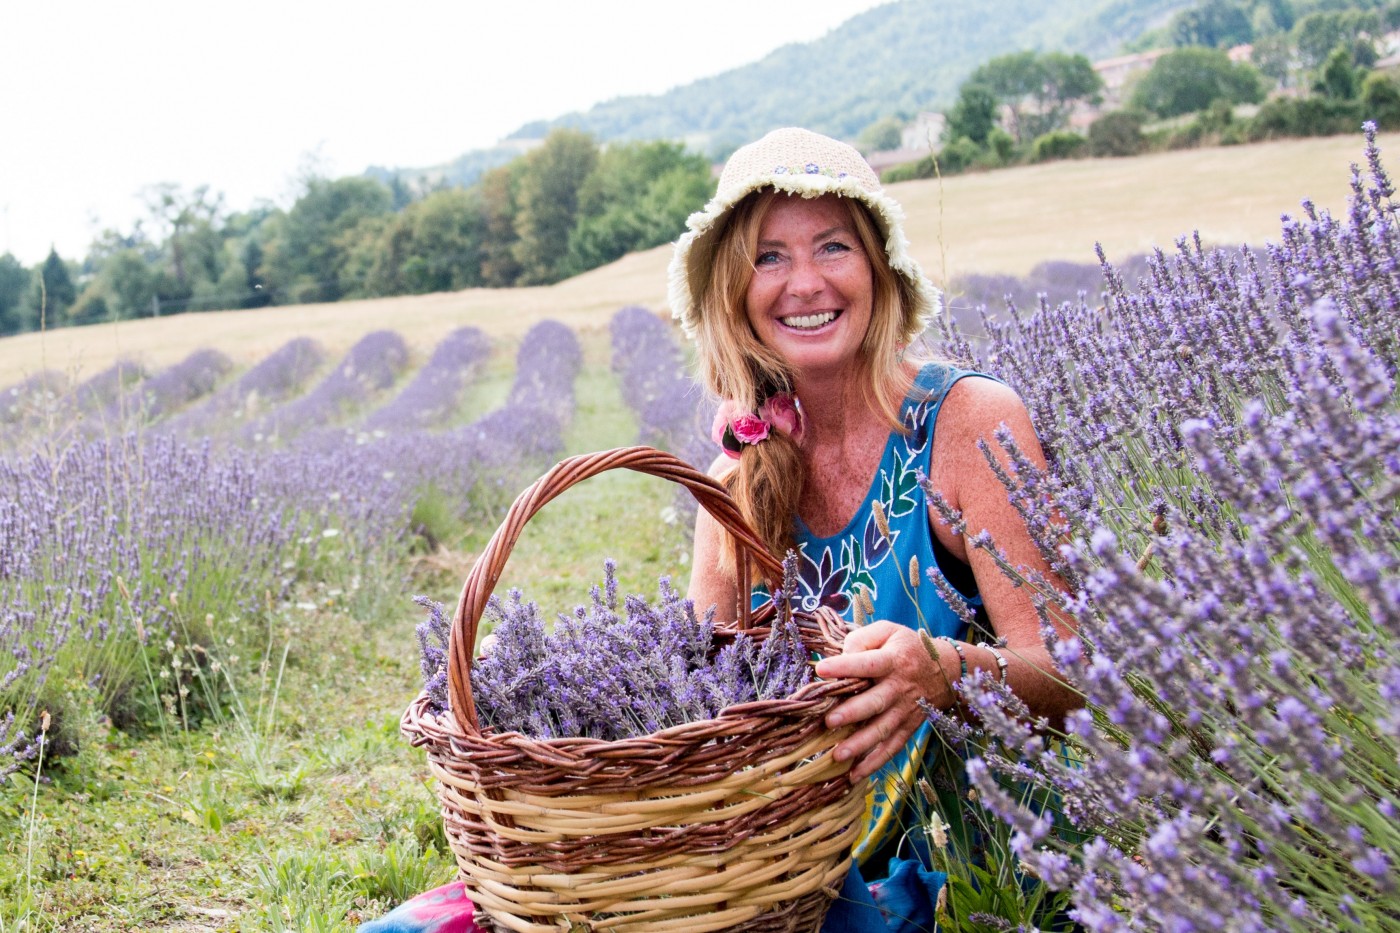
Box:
[673,128,1082,931]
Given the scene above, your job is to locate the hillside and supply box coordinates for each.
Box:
[400,0,1192,188]
[0,132,1384,382]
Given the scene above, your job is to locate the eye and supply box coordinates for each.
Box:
[754,250,782,267]
[819,240,853,257]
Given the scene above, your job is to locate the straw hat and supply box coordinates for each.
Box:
[667,126,940,344]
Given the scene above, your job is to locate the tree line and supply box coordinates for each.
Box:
[0,134,711,337]
[882,0,1400,179]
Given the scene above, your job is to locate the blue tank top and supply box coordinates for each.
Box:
[753,361,989,864]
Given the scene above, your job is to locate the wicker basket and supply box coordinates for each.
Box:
[401,446,868,933]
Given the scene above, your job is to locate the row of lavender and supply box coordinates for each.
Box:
[923,128,1398,930]
[0,320,581,769]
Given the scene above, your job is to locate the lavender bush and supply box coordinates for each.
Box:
[416,557,812,740]
[0,370,66,425]
[608,305,714,468]
[84,348,233,435]
[0,434,324,767]
[242,330,409,445]
[160,336,325,439]
[923,126,1400,930]
[362,327,491,433]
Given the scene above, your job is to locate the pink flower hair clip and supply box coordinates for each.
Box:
[711,392,805,459]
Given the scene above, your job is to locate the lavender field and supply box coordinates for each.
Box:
[1,130,1397,931]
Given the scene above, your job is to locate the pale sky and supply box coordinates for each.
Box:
[1,0,889,266]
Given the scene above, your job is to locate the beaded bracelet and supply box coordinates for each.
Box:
[978,642,1010,684]
[937,636,968,679]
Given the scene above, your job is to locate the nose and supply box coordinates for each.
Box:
[784,254,825,301]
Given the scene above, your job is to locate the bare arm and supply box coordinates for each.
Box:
[816,377,1080,780]
[687,454,742,623]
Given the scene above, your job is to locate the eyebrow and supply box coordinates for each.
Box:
[757,224,851,248]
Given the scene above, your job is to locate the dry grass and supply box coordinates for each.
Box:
[1,132,1388,382]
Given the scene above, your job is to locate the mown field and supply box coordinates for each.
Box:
[2,130,1397,932]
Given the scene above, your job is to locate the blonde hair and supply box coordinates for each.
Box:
[694,189,919,578]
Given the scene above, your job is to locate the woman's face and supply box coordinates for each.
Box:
[744,194,874,380]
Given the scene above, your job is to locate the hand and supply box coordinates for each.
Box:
[814,621,954,782]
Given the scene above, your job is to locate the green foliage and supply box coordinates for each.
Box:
[1089,109,1148,156]
[1317,45,1363,99]
[262,176,393,304]
[0,253,33,336]
[476,164,523,288]
[35,249,76,324]
[1172,0,1256,46]
[968,50,1103,143]
[510,129,599,286]
[946,84,1000,146]
[1030,129,1089,162]
[354,189,486,298]
[1293,9,1382,69]
[1360,71,1400,128]
[857,115,906,153]
[563,141,711,276]
[1246,93,1365,138]
[1130,46,1267,118]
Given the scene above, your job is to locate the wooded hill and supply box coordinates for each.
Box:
[399,0,1193,188]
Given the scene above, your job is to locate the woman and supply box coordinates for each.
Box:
[671,127,1080,930]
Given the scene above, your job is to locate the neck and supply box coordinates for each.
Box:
[792,360,917,445]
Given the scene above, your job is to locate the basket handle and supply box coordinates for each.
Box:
[446,446,785,737]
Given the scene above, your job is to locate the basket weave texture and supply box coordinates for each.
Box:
[401,447,869,933]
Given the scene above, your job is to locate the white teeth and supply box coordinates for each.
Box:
[781,311,837,329]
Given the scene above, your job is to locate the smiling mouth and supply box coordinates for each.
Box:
[780,310,840,330]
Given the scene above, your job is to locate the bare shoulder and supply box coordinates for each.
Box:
[930,375,1046,511]
[937,375,1035,443]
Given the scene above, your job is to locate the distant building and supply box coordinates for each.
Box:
[864,112,944,174]
[1093,48,1171,110]
[900,112,946,152]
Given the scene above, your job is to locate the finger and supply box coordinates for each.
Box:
[833,706,918,775]
[824,680,899,729]
[841,620,898,653]
[846,710,927,783]
[815,647,894,682]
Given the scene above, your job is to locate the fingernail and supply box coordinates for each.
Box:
[828,714,843,727]
[834,746,849,761]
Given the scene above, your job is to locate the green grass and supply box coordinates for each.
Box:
[0,333,694,931]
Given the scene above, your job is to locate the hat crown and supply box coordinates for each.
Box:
[714,128,881,206]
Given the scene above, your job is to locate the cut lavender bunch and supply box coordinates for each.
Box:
[417,558,813,740]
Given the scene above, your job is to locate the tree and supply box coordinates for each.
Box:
[1130,47,1266,118]
[1172,0,1255,48]
[142,183,224,292]
[261,176,392,302]
[1318,45,1361,100]
[0,254,32,336]
[944,84,1000,147]
[103,250,159,318]
[477,165,521,288]
[967,51,1102,144]
[564,141,711,276]
[511,129,599,285]
[856,116,904,153]
[1293,10,1381,70]
[34,248,76,324]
